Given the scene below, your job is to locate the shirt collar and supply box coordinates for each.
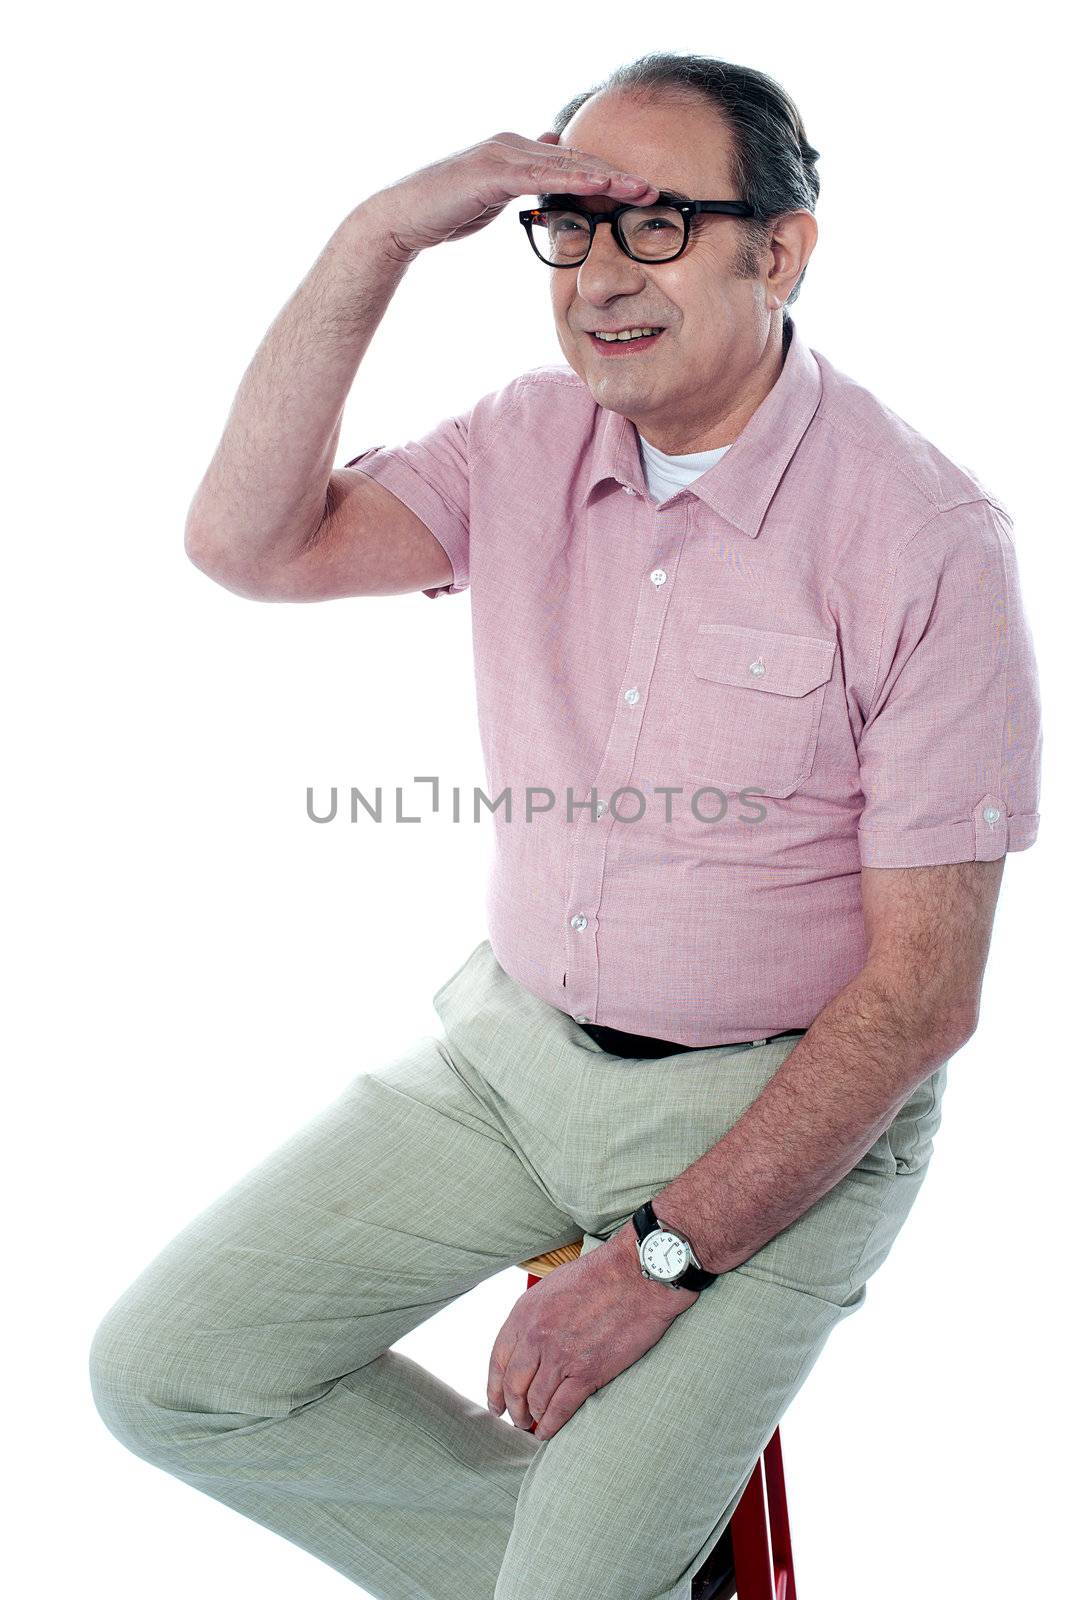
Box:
[580,317,823,539]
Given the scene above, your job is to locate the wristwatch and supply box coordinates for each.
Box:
[632,1200,719,1293]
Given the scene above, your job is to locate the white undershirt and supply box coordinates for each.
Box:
[637,434,731,504]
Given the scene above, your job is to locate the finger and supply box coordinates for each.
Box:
[486,1368,509,1415]
[486,1325,517,1416]
[520,144,658,200]
[525,1367,559,1425]
[572,174,659,201]
[530,1376,590,1443]
[502,1350,544,1431]
[486,1358,503,1414]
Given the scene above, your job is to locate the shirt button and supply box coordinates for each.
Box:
[570,913,588,931]
[983,805,1002,824]
[748,658,766,677]
[595,800,607,817]
[575,1015,590,1023]
[650,568,667,586]
[622,484,636,495]
[624,687,640,704]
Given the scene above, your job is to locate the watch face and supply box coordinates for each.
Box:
[642,1229,690,1280]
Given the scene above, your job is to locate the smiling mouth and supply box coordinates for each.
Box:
[586,327,667,352]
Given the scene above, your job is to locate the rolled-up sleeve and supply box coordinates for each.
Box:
[342,403,473,599]
[856,497,1042,868]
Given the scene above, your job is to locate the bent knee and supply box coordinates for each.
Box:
[89,1279,297,1464]
[88,1287,187,1458]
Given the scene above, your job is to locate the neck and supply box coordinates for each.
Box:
[638,315,789,455]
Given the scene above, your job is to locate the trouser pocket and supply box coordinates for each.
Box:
[885,1062,948,1176]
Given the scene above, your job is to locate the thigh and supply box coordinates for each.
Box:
[90,1031,581,1418]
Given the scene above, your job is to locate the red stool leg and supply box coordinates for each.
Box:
[731,1452,776,1599]
[730,1427,797,1600]
[763,1426,797,1599]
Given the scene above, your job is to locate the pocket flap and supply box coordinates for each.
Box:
[691,624,837,698]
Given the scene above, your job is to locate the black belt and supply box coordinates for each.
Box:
[576,1021,807,1059]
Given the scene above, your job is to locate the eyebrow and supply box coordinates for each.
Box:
[537,187,695,208]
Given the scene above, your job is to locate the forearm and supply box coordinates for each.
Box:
[649,964,971,1275]
[184,197,415,581]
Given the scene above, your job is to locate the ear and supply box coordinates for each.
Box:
[765,209,818,308]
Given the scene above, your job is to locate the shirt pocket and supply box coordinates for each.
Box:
[683,623,838,798]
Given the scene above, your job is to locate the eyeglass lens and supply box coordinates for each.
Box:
[532,205,686,264]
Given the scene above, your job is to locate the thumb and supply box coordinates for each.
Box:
[537,130,560,143]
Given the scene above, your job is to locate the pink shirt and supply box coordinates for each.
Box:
[344,319,1042,1047]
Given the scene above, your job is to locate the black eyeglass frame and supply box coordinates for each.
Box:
[518,197,760,267]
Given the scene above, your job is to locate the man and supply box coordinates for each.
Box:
[90,52,1041,1599]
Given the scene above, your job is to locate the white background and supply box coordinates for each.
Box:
[6,2,1060,1595]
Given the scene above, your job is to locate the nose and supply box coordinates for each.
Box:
[575,218,649,300]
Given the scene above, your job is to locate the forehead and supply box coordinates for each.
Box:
[553,88,733,205]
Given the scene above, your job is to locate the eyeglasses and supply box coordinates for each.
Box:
[518,195,759,267]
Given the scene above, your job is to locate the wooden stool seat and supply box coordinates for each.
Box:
[517,1237,798,1599]
[518,1239,584,1275]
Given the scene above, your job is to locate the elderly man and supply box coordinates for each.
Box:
[90,51,1041,1600]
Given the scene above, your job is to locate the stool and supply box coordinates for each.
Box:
[519,1239,798,1600]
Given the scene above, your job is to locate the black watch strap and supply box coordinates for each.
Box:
[633,1200,719,1291]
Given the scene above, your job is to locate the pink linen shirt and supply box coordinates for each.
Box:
[343,318,1042,1047]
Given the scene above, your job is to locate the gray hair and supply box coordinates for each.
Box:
[552,52,820,307]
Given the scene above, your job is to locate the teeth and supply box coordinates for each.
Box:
[593,327,662,342]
